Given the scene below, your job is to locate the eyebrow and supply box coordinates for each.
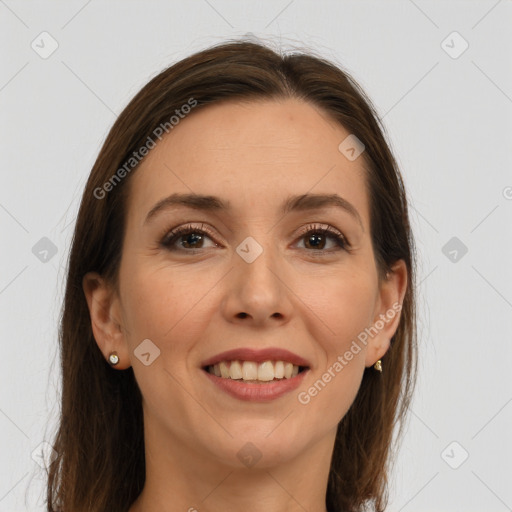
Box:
[144,192,364,230]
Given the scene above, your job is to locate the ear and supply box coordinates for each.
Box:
[82,271,131,369]
[364,259,408,368]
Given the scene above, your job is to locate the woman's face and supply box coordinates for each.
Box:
[85,98,406,469]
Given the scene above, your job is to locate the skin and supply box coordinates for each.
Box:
[83,98,407,512]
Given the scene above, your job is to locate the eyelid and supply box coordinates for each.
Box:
[160,222,218,246]
[294,223,350,247]
[160,221,350,252]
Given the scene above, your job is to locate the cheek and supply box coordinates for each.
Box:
[119,262,217,354]
[118,264,211,419]
[296,280,372,424]
[296,268,376,353]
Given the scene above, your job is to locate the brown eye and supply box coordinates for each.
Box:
[161,224,218,251]
[160,222,349,255]
[175,232,206,249]
[304,232,328,250]
[296,224,349,252]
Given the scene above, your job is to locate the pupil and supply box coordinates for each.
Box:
[180,232,326,250]
[307,233,324,249]
[183,233,202,248]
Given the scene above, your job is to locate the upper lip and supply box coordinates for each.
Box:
[200,347,311,368]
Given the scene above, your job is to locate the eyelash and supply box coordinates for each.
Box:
[160,222,350,255]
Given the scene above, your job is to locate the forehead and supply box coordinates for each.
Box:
[126,98,369,226]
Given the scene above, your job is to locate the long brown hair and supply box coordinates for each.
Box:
[47,38,417,512]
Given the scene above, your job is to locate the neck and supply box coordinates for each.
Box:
[128,420,336,512]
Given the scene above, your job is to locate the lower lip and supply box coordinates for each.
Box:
[202,368,309,402]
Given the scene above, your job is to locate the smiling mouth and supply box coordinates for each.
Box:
[203,360,309,383]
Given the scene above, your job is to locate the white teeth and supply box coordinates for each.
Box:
[284,362,293,379]
[242,361,258,381]
[229,360,243,380]
[207,360,304,381]
[274,360,284,379]
[257,361,275,381]
[219,361,230,378]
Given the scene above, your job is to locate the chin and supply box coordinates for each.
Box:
[206,427,313,470]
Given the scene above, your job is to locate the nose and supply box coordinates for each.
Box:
[220,240,294,327]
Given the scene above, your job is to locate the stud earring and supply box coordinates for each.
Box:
[108,352,119,366]
[374,359,382,372]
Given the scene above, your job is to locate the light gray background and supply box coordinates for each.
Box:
[1,1,511,511]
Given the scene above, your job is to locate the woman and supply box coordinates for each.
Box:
[47,39,417,512]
